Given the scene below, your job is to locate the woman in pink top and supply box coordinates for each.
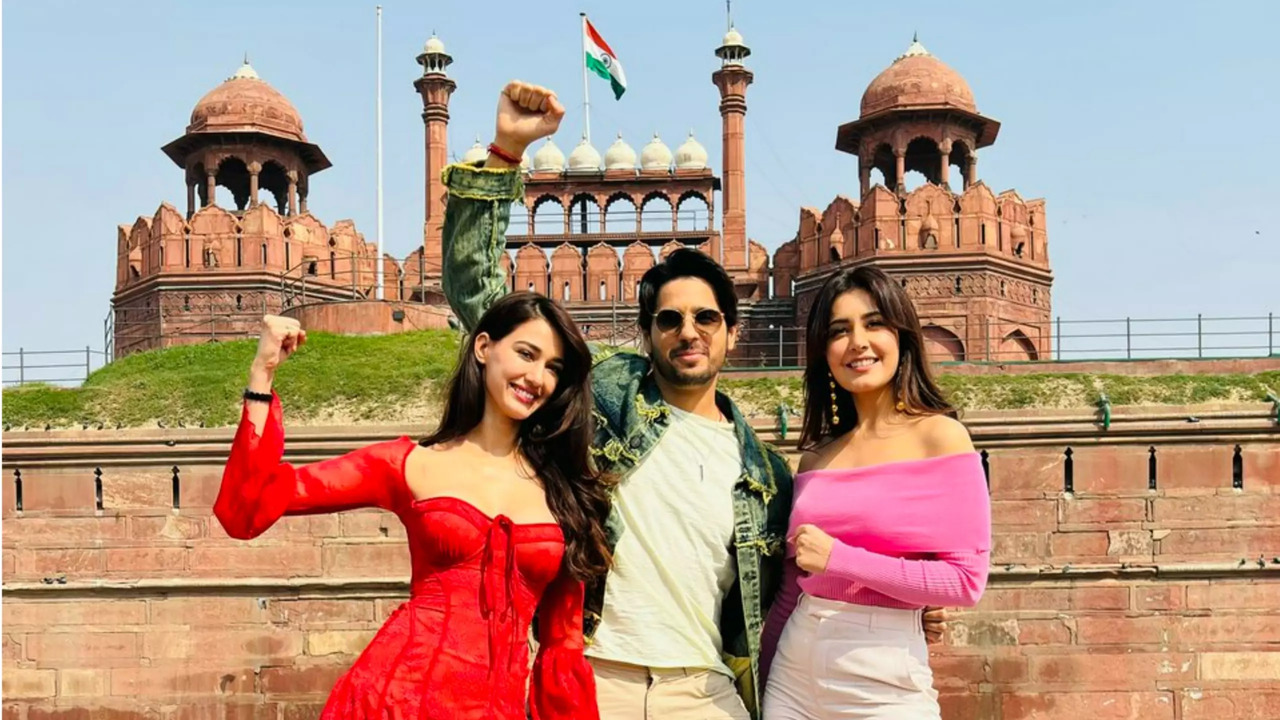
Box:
[760,266,991,719]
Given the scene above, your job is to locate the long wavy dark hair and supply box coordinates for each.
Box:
[420,292,611,581]
[799,266,956,451]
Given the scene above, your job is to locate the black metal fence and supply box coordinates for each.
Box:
[3,348,109,387]
[726,313,1277,369]
[8,312,1275,388]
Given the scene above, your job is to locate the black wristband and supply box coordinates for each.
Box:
[243,388,274,404]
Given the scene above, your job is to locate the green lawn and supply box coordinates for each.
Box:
[3,331,1276,429]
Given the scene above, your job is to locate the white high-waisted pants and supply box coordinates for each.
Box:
[762,594,941,720]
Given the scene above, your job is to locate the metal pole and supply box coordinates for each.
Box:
[1126,317,1131,359]
[85,346,91,380]
[1269,312,1273,356]
[18,348,24,385]
[1197,313,1203,358]
[778,326,783,367]
[985,317,991,361]
[375,5,385,300]
[1055,316,1061,361]
[580,13,591,143]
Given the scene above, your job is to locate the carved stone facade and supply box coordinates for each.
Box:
[786,37,1053,364]
[418,31,1051,366]
[505,170,721,304]
[422,29,766,311]
[112,32,1052,366]
[112,62,404,358]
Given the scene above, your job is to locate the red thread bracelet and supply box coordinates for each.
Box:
[487,143,522,165]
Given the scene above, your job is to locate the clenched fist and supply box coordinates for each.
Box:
[789,523,835,575]
[492,81,565,160]
[252,315,306,375]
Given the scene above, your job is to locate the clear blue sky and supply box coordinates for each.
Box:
[4,0,1278,355]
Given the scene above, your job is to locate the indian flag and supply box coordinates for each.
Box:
[584,17,627,100]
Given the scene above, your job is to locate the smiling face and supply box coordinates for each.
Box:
[825,288,901,396]
[474,317,564,422]
[643,277,738,388]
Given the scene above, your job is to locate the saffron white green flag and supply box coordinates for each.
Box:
[584,17,627,100]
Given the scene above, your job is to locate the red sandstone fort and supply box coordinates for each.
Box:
[113,31,1051,364]
[6,23,1279,720]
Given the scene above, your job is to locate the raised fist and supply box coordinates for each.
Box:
[493,80,565,157]
[252,315,306,373]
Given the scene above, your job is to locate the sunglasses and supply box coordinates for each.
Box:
[654,308,724,334]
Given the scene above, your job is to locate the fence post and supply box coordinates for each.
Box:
[985,316,991,361]
[1269,312,1274,356]
[1055,316,1061,361]
[85,346,91,380]
[1126,317,1131,359]
[778,326,784,368]
[1197,313,1203,358]
[18,347,24,385]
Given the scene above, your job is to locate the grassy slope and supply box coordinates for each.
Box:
[3,331,1276,429]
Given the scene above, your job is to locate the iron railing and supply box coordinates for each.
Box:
[724,313,1277,369]
[509,204,714,236]
[3,347,109,387]
[20,310,1275,388]
[279,252,382,309]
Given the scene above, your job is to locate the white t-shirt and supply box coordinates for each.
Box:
[587,405,743,675]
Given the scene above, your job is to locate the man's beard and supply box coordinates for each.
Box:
[651,340,723,388]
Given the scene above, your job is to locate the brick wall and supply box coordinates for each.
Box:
[3,407,1277,719]
[281,299,452,336]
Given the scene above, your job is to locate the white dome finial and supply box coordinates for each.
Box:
[675,131,708,170]
[424,34,447,54]
[532,138,566,172]
[900,34,930,60]
[567,134,602,172]
[461,136,488,164]
[640,133,673,171]
[604,133,637,171]
[230,57,260,81]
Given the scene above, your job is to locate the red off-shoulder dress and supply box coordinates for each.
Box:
[213,395,599,720]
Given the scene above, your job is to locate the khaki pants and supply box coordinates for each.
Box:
[590,657,752,720]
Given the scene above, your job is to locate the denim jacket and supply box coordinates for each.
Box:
[440,162,793,718]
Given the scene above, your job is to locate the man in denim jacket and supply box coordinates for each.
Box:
[441,81,944,719]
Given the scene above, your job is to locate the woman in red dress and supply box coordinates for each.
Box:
[213,293,610,719]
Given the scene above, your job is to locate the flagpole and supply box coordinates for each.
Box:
[375,5,385,300]
[580,12,591,144]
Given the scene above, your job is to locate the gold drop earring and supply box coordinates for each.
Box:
[829,375,841,425]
